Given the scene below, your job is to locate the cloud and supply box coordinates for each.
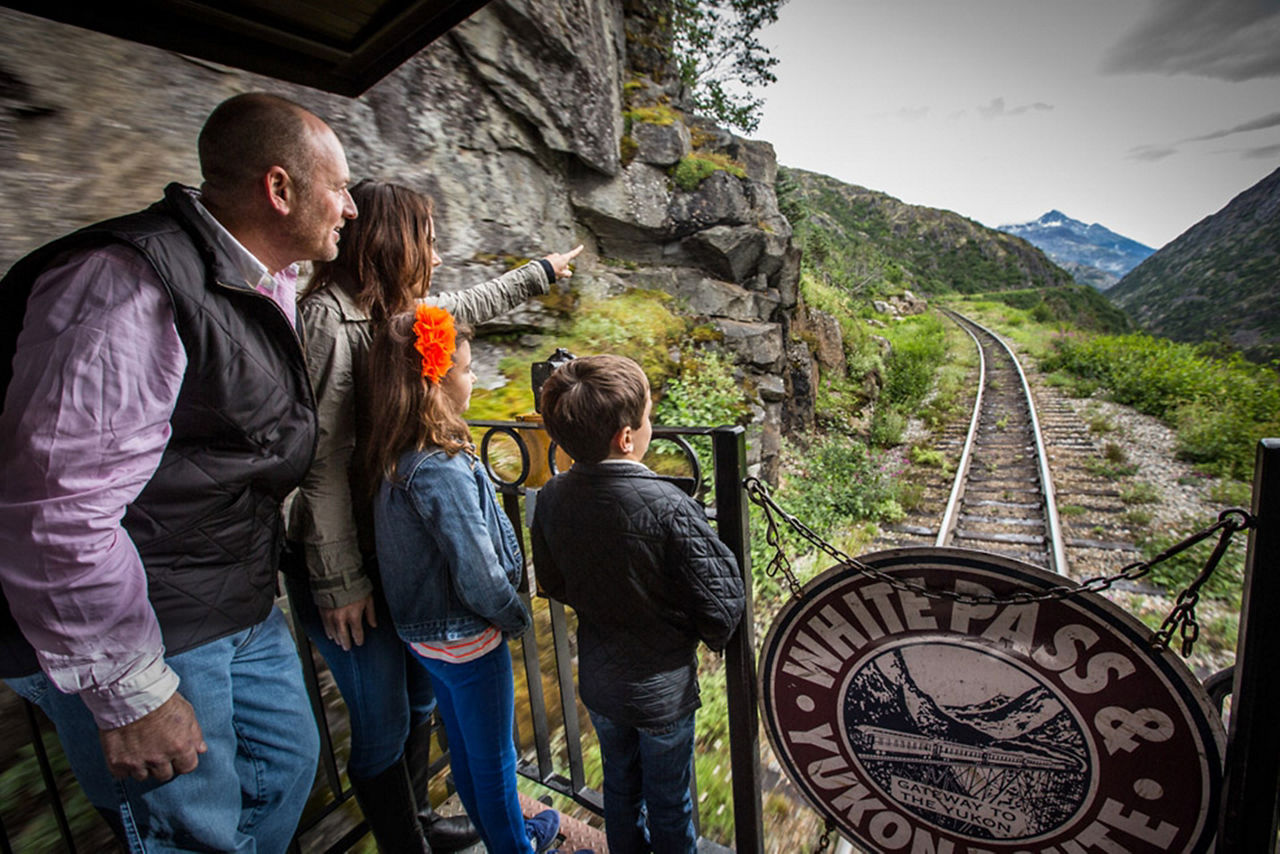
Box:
[1185,111,1280,142]
[1241,142,1280,159]
[873,106,930,122]
[1127,144,1179,162]
[976,97,1054,120]
[1103,0,1280,81]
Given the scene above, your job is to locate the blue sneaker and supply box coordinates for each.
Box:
[525,808,560,853]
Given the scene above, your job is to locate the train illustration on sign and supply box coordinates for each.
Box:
[851,725,1081,772]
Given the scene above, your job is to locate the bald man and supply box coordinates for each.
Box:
[0,92,357,852]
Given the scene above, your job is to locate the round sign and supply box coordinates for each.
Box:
[759,547,1225,853]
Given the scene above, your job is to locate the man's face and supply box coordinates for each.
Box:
[288,124,357,262]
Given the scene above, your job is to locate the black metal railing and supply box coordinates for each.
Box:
[5,435,1279,852]
[468,421,764,852]
[286,419,763,851]
[1217,437,1280,851]
[0,420,762,853]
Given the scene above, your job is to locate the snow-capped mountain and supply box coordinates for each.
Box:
[998,210,1155,289]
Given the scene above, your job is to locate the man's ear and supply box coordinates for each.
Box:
[264,166,293,215]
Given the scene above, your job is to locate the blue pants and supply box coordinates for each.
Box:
[589,709,697,854]
[411,642,534,852]
[283,572,436,779]
[5,606,319,853]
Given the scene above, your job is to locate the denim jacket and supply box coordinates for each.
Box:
[374,445,530,643]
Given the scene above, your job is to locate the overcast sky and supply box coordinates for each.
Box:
[751,0,1280,248]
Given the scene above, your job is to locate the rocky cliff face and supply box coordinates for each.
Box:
[0,0,810,477]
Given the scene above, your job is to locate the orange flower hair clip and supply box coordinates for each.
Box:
[413,304,456,383]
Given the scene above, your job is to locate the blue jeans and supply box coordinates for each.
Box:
[411,642,533,852]
[5,606,319,853]
[283,572,435,779]
[589,709,697,854]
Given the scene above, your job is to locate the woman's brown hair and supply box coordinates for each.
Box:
[305,179,436,323]
[363,311,474,492]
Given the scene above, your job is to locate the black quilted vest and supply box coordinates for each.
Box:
[0,183,317,676]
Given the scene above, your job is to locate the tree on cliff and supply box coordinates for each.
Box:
[672,0,786,133]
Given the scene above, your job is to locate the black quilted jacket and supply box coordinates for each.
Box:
[531,461,745,727]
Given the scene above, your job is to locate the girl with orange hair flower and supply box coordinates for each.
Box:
[364,307,562,854]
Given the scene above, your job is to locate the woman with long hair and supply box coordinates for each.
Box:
[286,179,580,852]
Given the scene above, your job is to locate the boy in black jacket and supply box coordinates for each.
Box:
[531,355,745,854]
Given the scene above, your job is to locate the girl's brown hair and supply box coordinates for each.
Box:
[305,179,436,322]
[363,312,474,492]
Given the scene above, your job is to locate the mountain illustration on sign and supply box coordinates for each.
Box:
[843,644,1090,841]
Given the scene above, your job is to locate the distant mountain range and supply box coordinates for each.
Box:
[997,211,1155,290]
[781,168,1073,295]
[1107,165,1280,363]
[779,167,1130,333]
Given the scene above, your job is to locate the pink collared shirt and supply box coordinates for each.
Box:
[0,202,297,729]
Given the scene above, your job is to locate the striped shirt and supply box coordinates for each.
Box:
[410,625,503,664]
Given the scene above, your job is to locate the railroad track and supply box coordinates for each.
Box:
[874,310,1066,574]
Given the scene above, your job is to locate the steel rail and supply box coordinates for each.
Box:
[940,309,1068,576]
[935,316,985,547]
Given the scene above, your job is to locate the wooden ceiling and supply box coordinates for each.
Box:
[0,0,493,96]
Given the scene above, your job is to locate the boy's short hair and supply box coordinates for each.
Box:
[540,355,649,463]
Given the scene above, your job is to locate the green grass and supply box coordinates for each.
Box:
[1120,482,1160,505]
[671,151,746,191]
[1086,458,1138,479]
[1141,515,1248,606]
[1208,478,1253,507]
[1123,508,1154,528]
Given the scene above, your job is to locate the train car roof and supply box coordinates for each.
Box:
[0,0,492,96]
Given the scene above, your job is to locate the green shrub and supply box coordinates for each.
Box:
[654,347,750,430]
[1042,331,1280,478]
[653,347,752,489]
[787,440,907,531]
[869,407,907,447]
[881,314,946,410]
[750,437,909,582]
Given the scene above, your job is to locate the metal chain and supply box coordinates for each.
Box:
[744,477,1254,653]
[814,819,834,853]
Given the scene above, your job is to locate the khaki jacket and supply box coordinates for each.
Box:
[288,262,551,608]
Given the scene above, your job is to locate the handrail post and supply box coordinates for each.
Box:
[1218,438,1280,850]
[712,426,764,854]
